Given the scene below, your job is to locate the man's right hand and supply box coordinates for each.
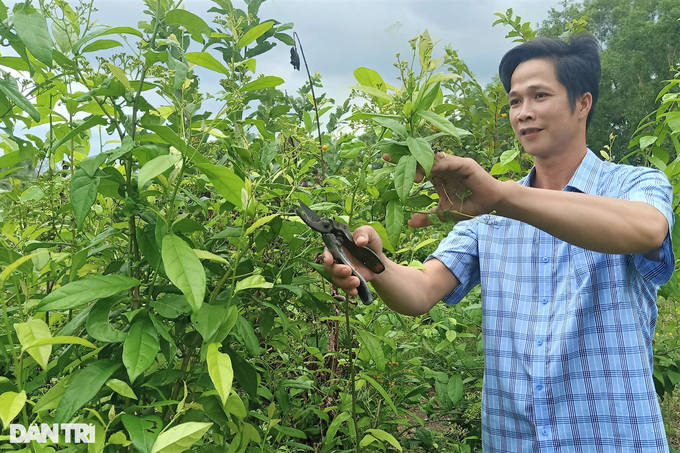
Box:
[323,225,385,297]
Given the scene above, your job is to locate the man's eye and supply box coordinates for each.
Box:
[509,99,519,106]
[536,93,547,99]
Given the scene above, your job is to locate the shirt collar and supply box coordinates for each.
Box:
[519,149,602,194]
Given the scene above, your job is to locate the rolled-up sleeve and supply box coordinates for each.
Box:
[425,219,481,304]
[618,167,675,286]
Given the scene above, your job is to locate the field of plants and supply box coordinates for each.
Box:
[0,0,679,452]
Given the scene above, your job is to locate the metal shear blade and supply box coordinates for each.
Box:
[296,201,385,305]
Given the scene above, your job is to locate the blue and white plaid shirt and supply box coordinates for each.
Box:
[427,149,675,452]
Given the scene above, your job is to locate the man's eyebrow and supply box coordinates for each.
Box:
[508,84,552,98]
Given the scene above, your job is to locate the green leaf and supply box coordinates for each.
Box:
[241,75,284,91]
[0,391,26,429]
[0,251,47,281]
[202,306,238,345]
[350,85,394,103]
[236,316,260,356]
[70,168,100,230]
[447,374,464,405]
[648,154,666,171]
[123,316,160,383]
[50,115,107,155]
[225,394,248,421]
[22,335,96,351]
[150,422,212,453]
[235,275,273,292]
[165,9,211,40]
[365,429,402,452]
[33,374,76,413]
[246,214,278,235]
[413,81,440,113]
[82,39,122,53]
[138,155,181,189]
[426,72,462,84]
[640,135,657,150]
[55,359,121,423]
[394,155,417,203]
[20,186,45,202]
[499,148,520,168]
[13,5,53,66]
[386,200,403,251]
[406,136,434,177]
[191,304,229,341]
[368,221,394,254]
[150,294,192,319]
[86,296,128,343]
[0,77,40,121]
[195,163,245,208]
[372,117,407,138]
[14,319,51,368]
[207,343,233,405]
[36,275,140,311]
[185,52,229,75]
[361,375,399,416]
[108,431,132,446]
[72,26,143,54]
[142,124,209,164]
[345,112,403,121]
[353,67,386,91]
[105,62,133,92]
[273,425,307,439]
[106,378,138,399]
[236,21,274,48]
[162,235,206,315]
[224,346,258,399]
[324,412,351,445]
[357,330,386,372]
[194,249,228,264]
[122,415,163,453]
[360,434,378,448]
[416,110,470,141]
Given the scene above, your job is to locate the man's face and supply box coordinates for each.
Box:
[508,58,583,158]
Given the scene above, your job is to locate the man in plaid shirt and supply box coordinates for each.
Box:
[325,33,674,452]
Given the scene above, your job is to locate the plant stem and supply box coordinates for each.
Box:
[344,298,361,452]
[1,285,19,375]
[292,32,326,189]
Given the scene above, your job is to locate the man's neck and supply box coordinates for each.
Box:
[531,146,588,190]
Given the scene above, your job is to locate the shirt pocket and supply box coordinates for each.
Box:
[568,247,621,314]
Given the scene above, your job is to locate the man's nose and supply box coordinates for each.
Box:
[517,101,533,121]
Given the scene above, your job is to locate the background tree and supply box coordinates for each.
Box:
[539,0,680,162]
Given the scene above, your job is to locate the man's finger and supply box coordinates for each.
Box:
[415,165,425,183]
[408,212,434,228]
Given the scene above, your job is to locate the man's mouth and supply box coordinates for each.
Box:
[521,128,542,136]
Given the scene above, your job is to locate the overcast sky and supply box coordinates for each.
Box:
[91,0,567,106]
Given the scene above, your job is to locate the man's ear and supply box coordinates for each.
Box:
[577,92,593,119]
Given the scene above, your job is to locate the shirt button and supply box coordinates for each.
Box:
[541,298,548,304]
[542,427,549,436]
[537,338,543,346]
[542,256,549,263]
[536,383,543,391]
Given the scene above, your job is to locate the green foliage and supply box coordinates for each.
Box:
[539,0,680,162]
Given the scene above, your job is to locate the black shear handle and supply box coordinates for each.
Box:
[322,235,374,305]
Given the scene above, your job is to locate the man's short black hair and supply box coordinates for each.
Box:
[498,33,601,129]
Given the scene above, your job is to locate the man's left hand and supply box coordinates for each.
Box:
[409,152,506,228]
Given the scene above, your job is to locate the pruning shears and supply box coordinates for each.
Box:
[296,201,385,305]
